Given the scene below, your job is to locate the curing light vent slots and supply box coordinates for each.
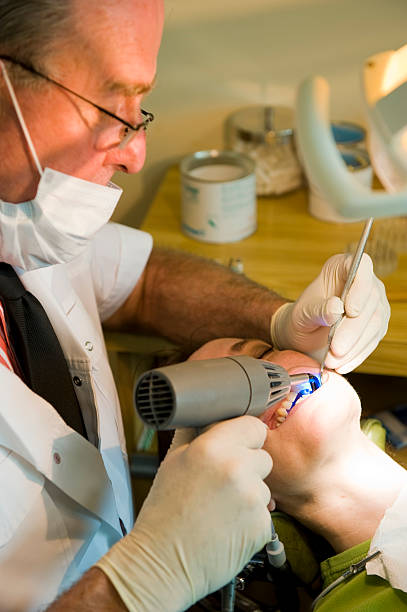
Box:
[135,372,174,427]
[262,362,291,406]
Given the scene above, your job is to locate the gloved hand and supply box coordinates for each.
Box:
[270,253,390,374]
[96,416,272,612]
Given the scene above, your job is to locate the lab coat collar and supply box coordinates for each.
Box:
[15,263,76,315]
[16,260,103,368]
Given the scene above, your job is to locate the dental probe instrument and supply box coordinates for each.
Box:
[319,216,374,377]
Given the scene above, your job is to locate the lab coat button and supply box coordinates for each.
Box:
[84,341,94,351]
[53,452,62,465]
[73,376,82,386]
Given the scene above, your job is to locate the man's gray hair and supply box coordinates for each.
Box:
[0,0,74,82]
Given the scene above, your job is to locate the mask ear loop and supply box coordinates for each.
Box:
[0,60,44,177]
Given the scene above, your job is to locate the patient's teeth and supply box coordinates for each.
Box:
[274,389,304,427]
[281,391,296,410]
[284,391,297,411]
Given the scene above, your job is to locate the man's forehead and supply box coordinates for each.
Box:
[229,339,317,370]
[70,0,162,96]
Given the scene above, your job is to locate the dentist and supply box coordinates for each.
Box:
[0,1,389,610]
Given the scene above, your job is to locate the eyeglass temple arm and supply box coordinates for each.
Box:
[0,54,153,132]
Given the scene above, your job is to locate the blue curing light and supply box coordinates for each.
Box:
[308,374,322,391]
[289,373,321,412]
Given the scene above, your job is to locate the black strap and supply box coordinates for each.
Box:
[0,262,87,438]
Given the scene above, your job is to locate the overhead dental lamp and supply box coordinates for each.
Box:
[296,43,407,219]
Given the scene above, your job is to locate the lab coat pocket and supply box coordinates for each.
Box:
[0,450,44,547]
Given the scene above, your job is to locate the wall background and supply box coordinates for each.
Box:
[111,0,407,227]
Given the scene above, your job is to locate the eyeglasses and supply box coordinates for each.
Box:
[0,54,154,148]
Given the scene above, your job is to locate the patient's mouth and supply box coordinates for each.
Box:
[277,392,297,423]
[262,370,325,429]
[275,392,309,427]
[262,393,309,429]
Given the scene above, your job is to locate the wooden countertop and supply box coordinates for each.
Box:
[141,165,407,377]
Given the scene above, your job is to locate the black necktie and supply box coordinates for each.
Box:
[0,262,87,438]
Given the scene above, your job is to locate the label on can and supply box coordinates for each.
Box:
[180,152,256,243]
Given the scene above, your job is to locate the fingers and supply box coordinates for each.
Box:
[268,497,276,512]
[248,447,274,481]
[260,479,273,507]
[171,418,273,495]
[168,427,197,452]
[328,268,390,366]
[293,295,343,329]
[321,252,375,317]
[171,417,270,454]
[328,313,387,373]
[327,327,378,372]
[334,337,380,373]
[327,300,390,372]
[344,253,375,317]
[190,418,273,497]
[331,292,378,356]
[321,296,344,326]
[320,253,352,295]
[281,251,389,373]
[201,415,268,450]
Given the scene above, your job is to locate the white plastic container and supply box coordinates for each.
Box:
[309,148,373,222]
[225,105,303,196]
[180,150,256,243]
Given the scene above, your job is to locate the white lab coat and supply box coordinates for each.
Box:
[0,222,153,611]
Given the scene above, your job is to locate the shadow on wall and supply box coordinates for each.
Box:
[111,0,407,227]
[113,156,180,229]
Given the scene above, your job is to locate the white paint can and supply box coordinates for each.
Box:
[180,150,256,243]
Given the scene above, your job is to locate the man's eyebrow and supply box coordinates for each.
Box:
[103,75,157,97]
[230,339,252,353]
[230,339,273,358]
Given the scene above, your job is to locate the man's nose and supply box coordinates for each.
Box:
[104,129,147,174]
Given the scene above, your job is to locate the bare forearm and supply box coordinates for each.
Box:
[47,567,127,611]
[106,247,288,348]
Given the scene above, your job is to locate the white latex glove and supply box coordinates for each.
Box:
[96,416,272,612]
[270,253,390,374]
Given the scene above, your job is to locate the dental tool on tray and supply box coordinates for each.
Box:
[319,216,374,377]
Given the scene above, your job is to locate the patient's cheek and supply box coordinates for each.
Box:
[262,425,329,497]
[261,374,360,466]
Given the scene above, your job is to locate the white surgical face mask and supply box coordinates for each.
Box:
[0,61,122,271]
